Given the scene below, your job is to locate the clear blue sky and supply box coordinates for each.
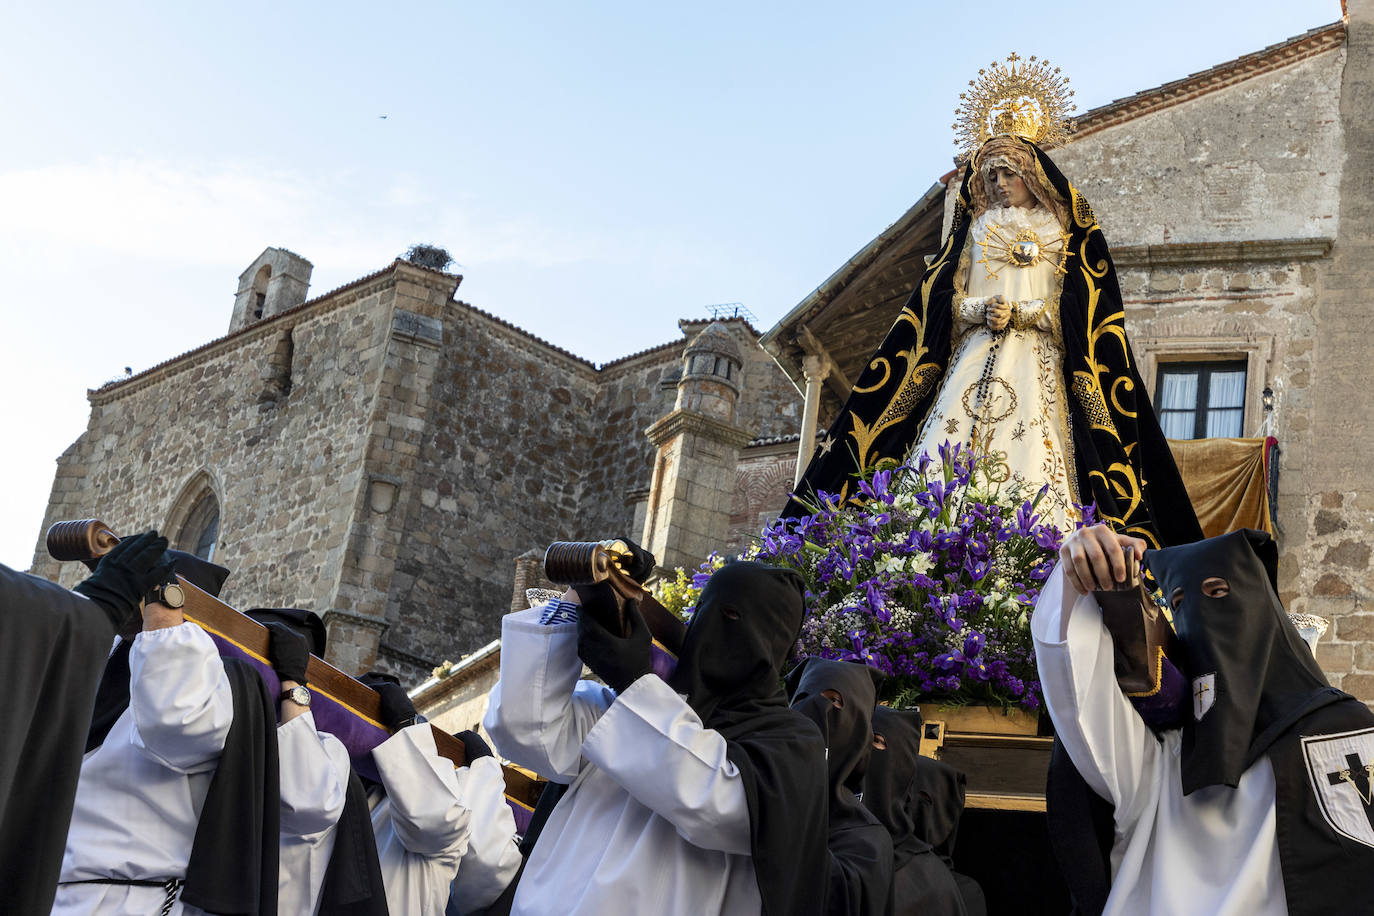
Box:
[0,1,1340,570]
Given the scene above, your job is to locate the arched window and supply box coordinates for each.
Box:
[252,265,272,320]
[166,471,224,562]
[182,493,220,561]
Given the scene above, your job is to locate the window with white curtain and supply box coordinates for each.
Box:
[1155,361,1247,439]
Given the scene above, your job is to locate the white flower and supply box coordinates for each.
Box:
[908,552,935,575]
[876,555,907,576]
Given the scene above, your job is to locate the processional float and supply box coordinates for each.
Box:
[48,522,685,826]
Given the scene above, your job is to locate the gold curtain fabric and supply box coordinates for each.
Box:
[1166,437,1275,538]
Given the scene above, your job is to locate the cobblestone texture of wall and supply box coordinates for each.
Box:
[31,272,404,622]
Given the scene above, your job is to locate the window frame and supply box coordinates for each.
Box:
[1154,360,1248,440]
[1134,334,1273,439]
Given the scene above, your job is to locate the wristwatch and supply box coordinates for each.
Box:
[280,685,312,707]
[147,580,186,609]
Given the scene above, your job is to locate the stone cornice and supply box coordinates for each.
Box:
[410,645,503,709]
[322,608,390,635]
[377,640,438,672]
[1111,238,1334,269]
[1072,22,1345,142]
[645,409,754,449]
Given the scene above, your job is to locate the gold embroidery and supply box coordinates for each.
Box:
[1072,372,1119,437]
[1070,185,1098,231]
[961,376,1018,425]
[977,222,1070,281]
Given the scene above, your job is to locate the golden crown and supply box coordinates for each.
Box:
[952,53,1076,161]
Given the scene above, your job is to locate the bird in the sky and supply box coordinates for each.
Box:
[379,115,388,119]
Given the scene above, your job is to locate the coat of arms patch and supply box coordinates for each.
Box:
[1301,727,1374,849]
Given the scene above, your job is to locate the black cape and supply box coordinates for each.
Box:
[0,564,120,914]
[864,707,974,916]
[317,770,390,916]
[787,658,895,916]
[1267,698,1374,916]
[783,137,1202,551]
[666,561,831,916]
[182,657,280,916]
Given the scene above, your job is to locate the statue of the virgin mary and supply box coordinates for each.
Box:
[786,55,1202,549]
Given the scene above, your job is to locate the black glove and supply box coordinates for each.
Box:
[73,530,171,633]
[576,583,653,693]
[573,581,622,634]
[360,671,420,731]
[615,537,657,584]
[264,622,311,685]
[456,729,493,762]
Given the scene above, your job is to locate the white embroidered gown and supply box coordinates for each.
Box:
[907,204,1079,529]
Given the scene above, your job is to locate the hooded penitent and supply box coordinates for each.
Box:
[245,608,388,916]
[1134,528,1374,915]
[1146,529,1342,794]
[863,707,982,916]
[664,560,831,916]
[787,657,895,916]
[79,552,282,914]
[87,549,232,752]
[784,135,1202,552]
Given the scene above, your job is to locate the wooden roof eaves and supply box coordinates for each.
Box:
[760,180,947,386]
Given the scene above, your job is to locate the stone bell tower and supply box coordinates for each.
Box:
[641,322,754,570]
[229,247,314,333]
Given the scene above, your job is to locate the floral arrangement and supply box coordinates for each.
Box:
[656,442,1069,712]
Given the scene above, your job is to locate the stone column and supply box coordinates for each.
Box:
[322,609,389,676]
[332,264,458,650]
[795,352,832,486]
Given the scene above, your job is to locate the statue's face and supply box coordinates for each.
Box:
[988,165,1034,209]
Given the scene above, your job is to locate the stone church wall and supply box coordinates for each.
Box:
[1050,48,1345,246]
[31,275,399,620]
[382,303,601,667]
[1031,41,1372,695]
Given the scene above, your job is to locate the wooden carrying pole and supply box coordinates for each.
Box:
[543,540,686,653]
[46,519,542,810]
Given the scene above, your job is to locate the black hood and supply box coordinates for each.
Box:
[667,560,808,726]
[1147,529,1342,794]
[166,549,231,598]
[863,706,932,867]
[245,608,328,657]
[910,755,967,867]
[787,657,884,816]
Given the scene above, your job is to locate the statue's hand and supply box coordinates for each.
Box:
[985,295,1011,331]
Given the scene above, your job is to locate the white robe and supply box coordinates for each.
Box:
[1032,565,1287,915]
[483,608,759,916]
[53,623,233,916]
[909,204,1078,529]
[369,724,520,916]
[277,712,350,916]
